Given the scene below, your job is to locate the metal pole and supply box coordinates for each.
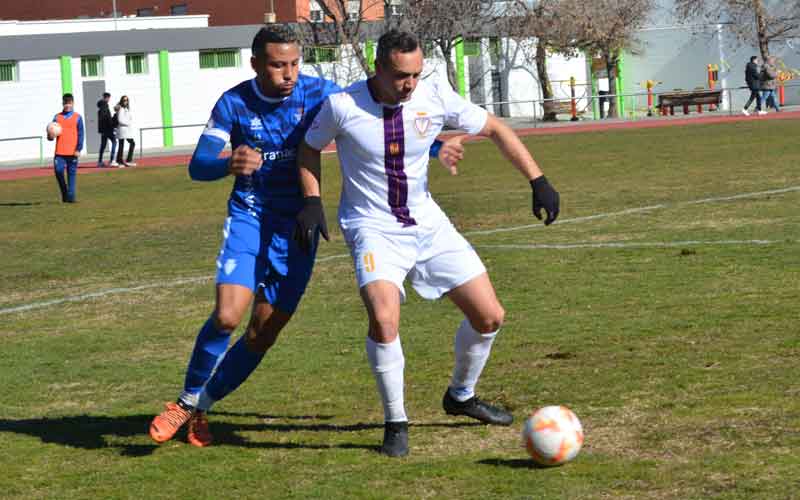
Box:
[39,137,43,166]
[139,128,143,160]
[112,0,118,31]
[728,88,733,116]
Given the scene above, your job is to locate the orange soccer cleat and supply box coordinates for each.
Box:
[187,411,213,447]
[149,402,193,444]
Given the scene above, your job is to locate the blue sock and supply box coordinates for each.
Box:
[180,316,231,406]
[198,334,265,410]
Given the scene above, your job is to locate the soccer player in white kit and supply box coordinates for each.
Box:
[295,30,560,457]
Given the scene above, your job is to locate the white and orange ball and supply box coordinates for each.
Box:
[522,405,584,466]
[47,122,62,138]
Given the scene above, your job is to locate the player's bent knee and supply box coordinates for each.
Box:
[472,305,505,334]
[244,327,278,354]
[214,308,243,333]
[369,312,399,340]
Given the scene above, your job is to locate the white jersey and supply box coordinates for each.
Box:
[304,78,488,230]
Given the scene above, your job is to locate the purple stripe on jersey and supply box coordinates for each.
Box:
[383,106,416,226]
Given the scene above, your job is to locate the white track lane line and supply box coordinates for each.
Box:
[1,185,798,316]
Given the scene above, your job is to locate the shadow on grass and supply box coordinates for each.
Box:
[0,202,43,207]
[477,458,541,469]
[0,413,482,457]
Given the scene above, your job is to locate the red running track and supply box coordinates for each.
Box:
[2,110,798,182]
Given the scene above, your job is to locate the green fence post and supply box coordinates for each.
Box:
[455,38,466,98]
[158,50,174,148]
[59,56,73,95]
[365,40,375,74]
[617,51,626,117]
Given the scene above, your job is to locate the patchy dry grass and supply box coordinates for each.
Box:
[0,119,799,499]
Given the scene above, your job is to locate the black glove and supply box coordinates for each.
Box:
[531,176,560,226]
[294,196,329,254]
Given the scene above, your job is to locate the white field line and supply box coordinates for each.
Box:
[465,185,800,236]
[1,185,798,316]
[0,276,213,315]
[476,239,786,251]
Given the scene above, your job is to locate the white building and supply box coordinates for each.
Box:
[1,11,797,163]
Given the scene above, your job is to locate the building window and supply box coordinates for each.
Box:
[125,53,148,74]
[136,7,154,16]
[81,55,104,78]
[170,4,187,15]
[199,49,241,69]
[0,60,18,82]
[489,37,501,66]
[303,46,339,64]
[462,39,481,57]
[309,0,324,22]
[388,0,402,16]
[346,0,360,21]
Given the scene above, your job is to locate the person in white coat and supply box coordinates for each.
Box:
[115,95,137,167]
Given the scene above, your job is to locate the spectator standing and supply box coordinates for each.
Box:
[115,95,137,167]
[742,56,762,116]
[760,56,780,113]
[49,93,84,203]
[97,92,117,166]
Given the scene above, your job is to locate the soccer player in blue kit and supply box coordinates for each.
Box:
[149,25,457,447]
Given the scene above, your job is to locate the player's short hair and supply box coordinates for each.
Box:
[750,56,758,63]
[103,92,111,98]
[62,93,74,103]
[376,29,420,67]
[252,25,299,58]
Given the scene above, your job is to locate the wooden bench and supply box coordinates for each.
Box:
[658,89,722,115]
[540,100,585,119]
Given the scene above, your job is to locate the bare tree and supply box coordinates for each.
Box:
[674,0,800,59]
[509,0,580,121]
[397,0,506,92]
[305,0,386,76]
[569,0,654,118]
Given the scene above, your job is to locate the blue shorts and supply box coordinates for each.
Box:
[215,209,316,314]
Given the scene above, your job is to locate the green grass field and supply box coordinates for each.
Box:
[1,119,798,499]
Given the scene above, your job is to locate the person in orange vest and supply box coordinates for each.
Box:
[48,93,84,203]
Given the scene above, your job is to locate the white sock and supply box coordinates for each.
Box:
[178,391,199,409]
[366,336,407,422]
[449,318,498,402]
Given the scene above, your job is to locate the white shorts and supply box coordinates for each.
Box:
[342,218,487,301]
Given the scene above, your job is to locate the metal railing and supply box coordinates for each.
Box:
[139,123,205,159]
[474,82,800,124]
[0,135,45,166]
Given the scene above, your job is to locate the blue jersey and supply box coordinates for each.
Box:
[197,75,339,217]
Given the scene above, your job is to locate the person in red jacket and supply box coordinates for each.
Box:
[48,93,84,203]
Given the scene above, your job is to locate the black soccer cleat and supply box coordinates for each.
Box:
[380,421,409,457]
[442,389,513,426]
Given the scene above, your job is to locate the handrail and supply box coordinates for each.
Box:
[0,135,44,166]
[138,123,205,159]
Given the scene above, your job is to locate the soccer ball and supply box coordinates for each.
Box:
[47,122,62,139]
[522,405,584,466]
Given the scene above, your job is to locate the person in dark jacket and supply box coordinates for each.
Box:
[742,56,762,116]
[97,92,117,167]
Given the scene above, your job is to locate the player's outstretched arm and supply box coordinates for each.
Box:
[188,137,261,181]
[477,114,560,225]
[188,135,231,181]
[294,140,329,253]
